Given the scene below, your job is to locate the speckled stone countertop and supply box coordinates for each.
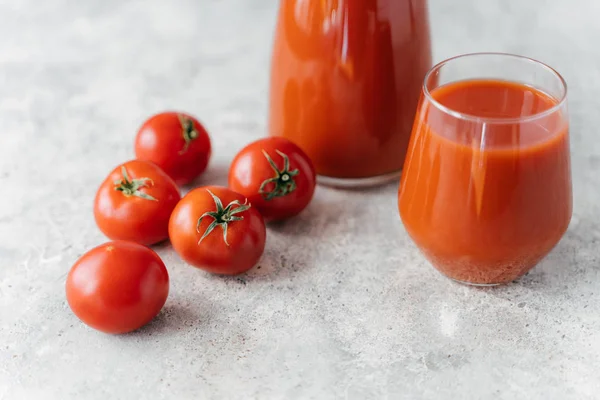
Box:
[1,0,599,399]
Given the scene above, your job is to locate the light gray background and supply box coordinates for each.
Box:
[1,0,598,399]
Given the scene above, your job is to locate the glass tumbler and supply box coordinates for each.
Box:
[398,53,572,285]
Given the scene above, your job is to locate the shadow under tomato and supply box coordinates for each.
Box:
[192,242,319,285]
[122,300,207,337]
[184,160,229,192]
[241,246,317,283]
[266,186,360,239]
[235,189,366,282]
[149,238,172,252]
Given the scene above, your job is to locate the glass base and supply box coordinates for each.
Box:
[449,278,503,287]
[317,169,402,189]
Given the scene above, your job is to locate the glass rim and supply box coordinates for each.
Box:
[422,52,568,124]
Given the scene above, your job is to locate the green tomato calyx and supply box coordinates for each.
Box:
[113,166,158,201]
[259,149,299,201]
[178,114,200,154]
[196,189,251,246]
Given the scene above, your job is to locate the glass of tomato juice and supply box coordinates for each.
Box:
[398,53,572,286]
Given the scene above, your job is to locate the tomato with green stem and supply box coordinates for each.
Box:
[135,111,212,185]
[169,186,266,275]
[66,241,169,334]
[94,160,180,245]
[228,137,316,220]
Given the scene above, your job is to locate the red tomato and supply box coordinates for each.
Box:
[66,241,169,334]
[228,137,316,220]
[135,111,211,185]
[94,160,180,245]
[169,186,266,275]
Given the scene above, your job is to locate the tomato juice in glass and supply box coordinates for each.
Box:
[398,53,572,285]
[268,0,432,186]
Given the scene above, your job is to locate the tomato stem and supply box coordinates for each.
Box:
[178,114,200,154]
[113,166,158,201]
[196,189,251,246]
[259,149,299,201]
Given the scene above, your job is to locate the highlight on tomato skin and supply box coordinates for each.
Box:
[93,159,181,246]
[228,137,316,221]
[168,185,267,275]
[65,241,169,334]
[135,111,212,186]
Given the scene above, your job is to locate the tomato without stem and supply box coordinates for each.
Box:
[135,111,211,185]
[228,137,316,221]
[169,186,266,275]
[66,241,169,334]
[94,159,180,246]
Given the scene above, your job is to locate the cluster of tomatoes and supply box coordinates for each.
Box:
[65,112,316,334]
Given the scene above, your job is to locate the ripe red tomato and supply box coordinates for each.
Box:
[228,137,316,220]
[169,186,266,275]
[135,111,211,185]
[94,160,180,245]
[66,241,169,334]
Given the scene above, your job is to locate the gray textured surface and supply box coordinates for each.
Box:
[1,0,599,399]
